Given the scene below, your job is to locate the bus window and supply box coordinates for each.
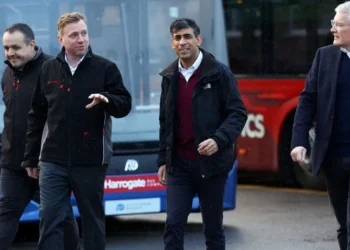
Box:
[0,0,228,144]
[224,0,339,76]
[272,2,335,75]
[224,1,263,75]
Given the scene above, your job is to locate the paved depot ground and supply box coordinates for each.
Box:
[13,186,337,250]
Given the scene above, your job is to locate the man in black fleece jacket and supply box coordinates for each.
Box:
[0,23,79,250]
[22,12,131,250]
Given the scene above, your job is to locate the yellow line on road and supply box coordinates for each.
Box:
[238,184,327,195]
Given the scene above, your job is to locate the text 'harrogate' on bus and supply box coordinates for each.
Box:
[0,0,238,222]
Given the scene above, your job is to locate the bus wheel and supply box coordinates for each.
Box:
[292,127,326,190]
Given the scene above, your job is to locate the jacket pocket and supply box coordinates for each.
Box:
[44,80,65,97]
[202,147,234,174]
[210,89,221,113]
[83,132,99,151]
[2,89,12,106]
[195,81,221,122]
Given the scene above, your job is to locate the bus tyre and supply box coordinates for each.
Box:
[292,127,326,190]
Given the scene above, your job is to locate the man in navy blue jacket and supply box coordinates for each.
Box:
[291,2,350,249]
[157,18,247,250]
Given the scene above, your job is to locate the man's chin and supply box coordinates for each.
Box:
[75,51,86,57]
[179,54,192,60]
[333,40,342,47]
[11,62,25,69]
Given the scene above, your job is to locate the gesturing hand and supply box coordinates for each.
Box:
[86,94,109,109]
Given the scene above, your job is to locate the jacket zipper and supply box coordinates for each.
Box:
[13,76,20,165]
[65,65,72,167]
[191,75,220,178]
[66,61,84,167]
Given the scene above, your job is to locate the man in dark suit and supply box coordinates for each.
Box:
[291,2,350,249]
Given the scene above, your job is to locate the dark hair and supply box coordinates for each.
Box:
[169,18,200,37]
[5,23,35,44]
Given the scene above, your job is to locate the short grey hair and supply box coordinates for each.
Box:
[335,1,350,18]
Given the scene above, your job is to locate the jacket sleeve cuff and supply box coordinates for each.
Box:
[291,136,310,151]
[157,155,166,168]
[211,135,225,151]
[21,160,39,169]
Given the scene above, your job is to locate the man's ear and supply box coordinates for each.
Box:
[171,38,175,49]
[196,35,202,47]
[57,35,64,47]
[29,40,36,49]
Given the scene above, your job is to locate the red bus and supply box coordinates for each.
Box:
[223,0,343,189]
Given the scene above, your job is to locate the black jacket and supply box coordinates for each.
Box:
[157,49,247,178]
[22,46,131,168]
[292,45,342,175]
[1,47,51,170]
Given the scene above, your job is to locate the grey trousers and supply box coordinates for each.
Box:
[38,161,107,250]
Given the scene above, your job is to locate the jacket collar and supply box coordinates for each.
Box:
[4,46,43,73]
[56,45,93,63]
[160,48,219,79]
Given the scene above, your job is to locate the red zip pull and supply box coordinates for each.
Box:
[16,80,19,91]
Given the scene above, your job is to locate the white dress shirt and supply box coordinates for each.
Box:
[341,47,350,58]
[178,51,203,82]
[65,51,88,75]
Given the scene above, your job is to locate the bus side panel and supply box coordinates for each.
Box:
[236,78,305,173]
[18,163,238,222]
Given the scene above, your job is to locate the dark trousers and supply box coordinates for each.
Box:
[164,158,228,250]
[324,157,350,250]
[0,167,79,250]
[38,161,106,250]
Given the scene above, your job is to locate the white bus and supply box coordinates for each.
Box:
[0,0,237,222]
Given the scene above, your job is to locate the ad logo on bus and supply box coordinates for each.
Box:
[241,113,265,139]
[105,179,146,190]
[104,175,166,193]
[125,159,139,171]
[116,204,125,211]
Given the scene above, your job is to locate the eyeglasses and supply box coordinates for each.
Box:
[331,19,350,28]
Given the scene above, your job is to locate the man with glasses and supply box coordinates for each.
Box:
[291,2,350,249]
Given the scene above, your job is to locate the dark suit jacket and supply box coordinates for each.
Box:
[292,45,343,175]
